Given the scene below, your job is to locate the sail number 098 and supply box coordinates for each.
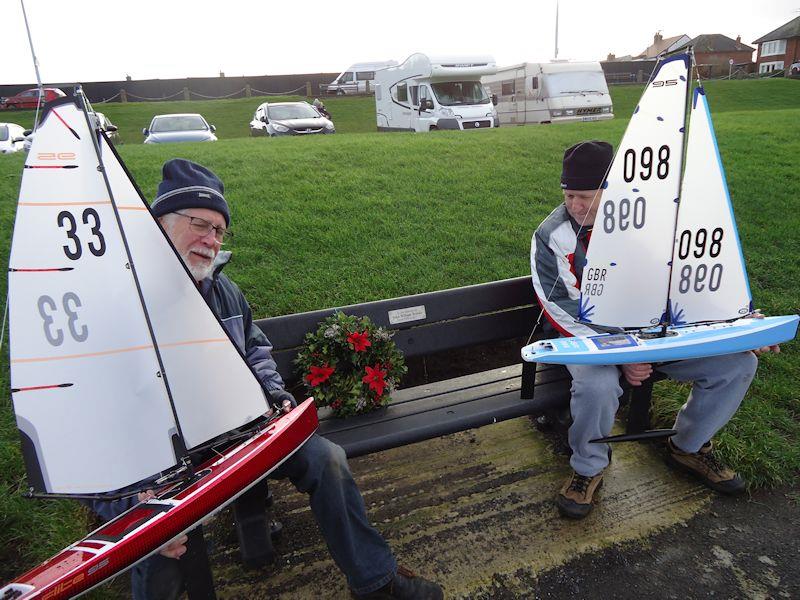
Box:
[623,145,670,182]
[602,197,646,233]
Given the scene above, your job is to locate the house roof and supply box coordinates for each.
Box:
[640,34,690,58]
[678,34,755,53]
[753,16,800,44]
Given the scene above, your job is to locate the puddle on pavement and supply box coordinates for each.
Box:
[209,417,711,599]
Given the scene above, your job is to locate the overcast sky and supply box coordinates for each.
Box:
[2,1,797,85]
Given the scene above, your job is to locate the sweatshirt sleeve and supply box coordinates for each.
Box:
[530,227,601,337]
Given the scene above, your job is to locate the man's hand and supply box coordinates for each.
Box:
[266,389,296,417]
[621,362,653,386]
[137,490,188,559]
[749,310,781,356]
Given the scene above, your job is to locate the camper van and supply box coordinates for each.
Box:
[483,61,613,125]
[322,61,398,95]
[375,53,499,132]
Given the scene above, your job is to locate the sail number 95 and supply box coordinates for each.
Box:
[603,197,646,233]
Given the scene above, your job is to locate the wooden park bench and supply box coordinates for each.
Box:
[228,276,660,566]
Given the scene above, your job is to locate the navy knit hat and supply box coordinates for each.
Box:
[151,159,230,226]
[560,141,613,190]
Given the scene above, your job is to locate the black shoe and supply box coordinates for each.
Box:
[351,566,444,599]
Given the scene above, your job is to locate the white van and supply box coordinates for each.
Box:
[483,61,613,125]
[323,61,398,95]
[375,54,498,132]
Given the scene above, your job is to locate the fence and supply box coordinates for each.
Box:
[0,73,339,104]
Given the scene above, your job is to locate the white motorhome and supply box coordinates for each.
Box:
[375,54,499,132]
[483,61,613,125]
[323,61,398,95]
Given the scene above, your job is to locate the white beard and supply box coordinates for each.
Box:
[179,248,215,282]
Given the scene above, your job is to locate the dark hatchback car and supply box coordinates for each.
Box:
[249,102,335,137]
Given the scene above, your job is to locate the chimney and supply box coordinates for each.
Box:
[607,53,616,61]
[654,32,663,44]
[736,35,741,44]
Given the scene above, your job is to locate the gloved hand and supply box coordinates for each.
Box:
[267,389,297,415]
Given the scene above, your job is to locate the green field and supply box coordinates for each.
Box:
[0,78,799,588]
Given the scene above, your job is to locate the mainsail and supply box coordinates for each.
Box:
[579,53,690,328]
[9,94,270,494]
[668,87,752,323]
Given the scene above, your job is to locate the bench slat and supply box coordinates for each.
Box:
[257,276,535,351]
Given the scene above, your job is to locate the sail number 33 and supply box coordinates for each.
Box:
[58,209,106,260]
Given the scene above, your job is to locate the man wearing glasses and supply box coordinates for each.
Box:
[91,159,442,600]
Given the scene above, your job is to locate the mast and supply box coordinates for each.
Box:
[74,88,190,462]
[661,47,695,334]
[20,0,44,129]
[554,0,560,60]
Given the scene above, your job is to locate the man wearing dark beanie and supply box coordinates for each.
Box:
[90,159,443,600]
[530,142,756,520]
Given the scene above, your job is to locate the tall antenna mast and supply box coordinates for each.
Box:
[554,0,560,60]
[20,0,44,128]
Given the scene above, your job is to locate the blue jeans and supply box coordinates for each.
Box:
[132,434,397,599]
[565,352,758,476]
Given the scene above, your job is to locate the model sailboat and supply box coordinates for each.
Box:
[1,91,318,599]
[523,51,798,365]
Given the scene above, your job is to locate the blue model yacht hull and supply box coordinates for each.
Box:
[521,315,799,365]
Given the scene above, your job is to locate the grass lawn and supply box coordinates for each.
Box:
[0,78,798,589]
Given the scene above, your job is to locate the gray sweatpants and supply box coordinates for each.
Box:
[566,351,759,476]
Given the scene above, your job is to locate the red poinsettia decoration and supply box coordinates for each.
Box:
[306,364,335,387]
[362,364,388,396]
[347,331,372,353]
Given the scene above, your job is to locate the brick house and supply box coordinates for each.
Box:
[675,34,755,78]
[752,16,800,75]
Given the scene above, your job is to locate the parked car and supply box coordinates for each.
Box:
[249,102,335,137]
[0,123,26,153]
[143,114,217,144]
[1,87,65,110]
[93,111,120,144]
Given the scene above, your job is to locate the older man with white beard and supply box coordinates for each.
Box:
[89,159,443,600]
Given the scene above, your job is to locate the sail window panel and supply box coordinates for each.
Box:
[581,56,689,329]
[668,91,752,323]
[100,136,269,449]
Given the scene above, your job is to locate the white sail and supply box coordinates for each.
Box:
[8,97,268,494]
[666,88,752,323]
[100,136,270,448]
[579,54,690,328]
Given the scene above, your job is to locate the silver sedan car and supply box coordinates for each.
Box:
[249,102,335,137]
[143,114,217,144]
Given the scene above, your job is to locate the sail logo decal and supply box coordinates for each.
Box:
[651,79,679,88]
[41,572,85,599]
[37,152,77,160]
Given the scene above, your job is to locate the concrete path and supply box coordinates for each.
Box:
[208,417,720,598]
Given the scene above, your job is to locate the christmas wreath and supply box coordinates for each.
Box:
[294,312,407,418]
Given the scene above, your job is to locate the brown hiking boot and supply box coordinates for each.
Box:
[666,438,746,495]
[556,471,603,519]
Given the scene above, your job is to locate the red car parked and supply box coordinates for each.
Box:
[1,87,65,110]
